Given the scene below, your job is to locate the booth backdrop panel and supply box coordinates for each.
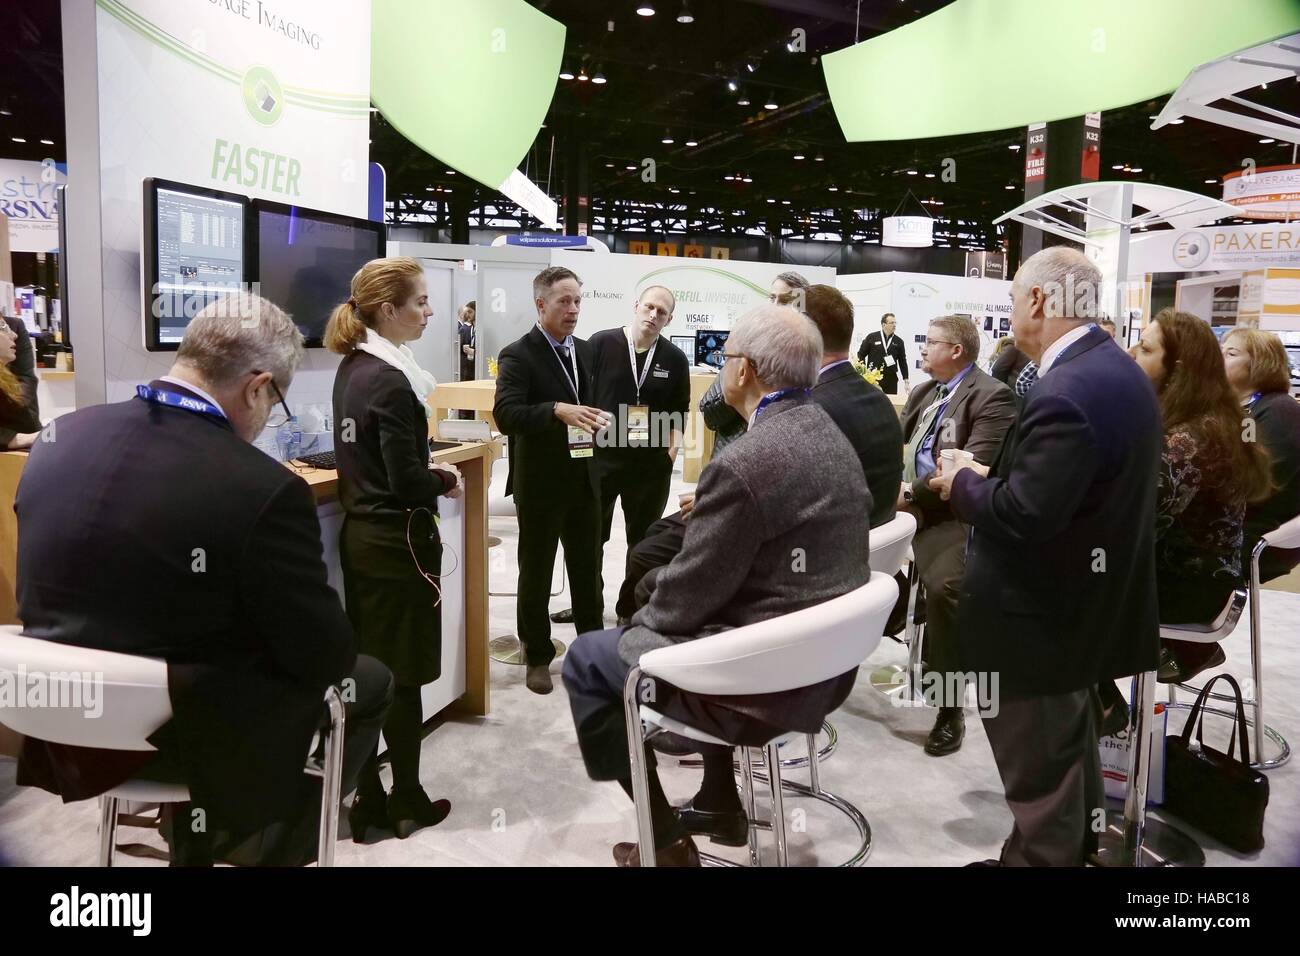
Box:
[67,0,371,413]
[551,250,835,341]
[838,271,1013,384]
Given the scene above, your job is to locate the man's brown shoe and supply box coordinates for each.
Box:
[612,835,701,867]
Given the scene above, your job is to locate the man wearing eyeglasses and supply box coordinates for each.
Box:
[896,314,1016,758]
[10,293,393,866]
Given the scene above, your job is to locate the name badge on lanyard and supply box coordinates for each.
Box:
[882,333,896,367]
[568,425,594,458]
[135,384,227,423]
[627,331,657,445]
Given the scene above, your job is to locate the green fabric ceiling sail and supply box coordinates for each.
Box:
[823,0,1300,142]
[371,0,565,189]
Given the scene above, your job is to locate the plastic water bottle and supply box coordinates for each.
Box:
[276,415,302,462]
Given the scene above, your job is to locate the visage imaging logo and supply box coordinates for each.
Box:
[50,887,151,936]
[241,65,283,126]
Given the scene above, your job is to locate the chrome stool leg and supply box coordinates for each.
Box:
[98,795,120,867]
[622,667,657,868]
[765,741,789,867]
[1096,671,1203,868]
[871,561,923,699]
[739,746,761,867]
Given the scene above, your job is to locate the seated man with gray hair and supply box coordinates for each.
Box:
[9,293,392,866]
[562,303,872,866]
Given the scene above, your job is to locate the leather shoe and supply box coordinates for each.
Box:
[612,835,701,867]
[647,729,698,756]
[525,665,553,695]
[676,797,749,847]
[1157,644,1226,684]
[924,706,965,756]
[549,607,575,624]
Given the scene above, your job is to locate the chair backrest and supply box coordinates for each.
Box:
[868,510,917,575]
[1158,588,1247,642]
[1263,512,1300,551]
[638,572,898,696]
[0,626,171,751]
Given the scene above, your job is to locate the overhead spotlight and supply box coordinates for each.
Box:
[626,165,636,170]
[746,62,756,73]
[1259,137,1275,143]
[828,186,839,192]
[444,188,453,193]
[727,79,737,92]
[1008,144,1021,151]
[662,133,675,144]
[0,109,10,116]
[40,138,54,145]
[924,172,936,178]
[1260,82,1268,90]
[724,175,734,181]
[793,153,805,160]
[1131,167,1143,173]
[781,199,791,205]
[637,3,656,16]
[1169,118,1183,124]
[592,72,607,85]
[1204,178,1217,184]
[767,198,777,203]
[1005,184,1015,190]
[1111,164,1124,170]
[677,1,694,23]
[559,68,575,80]
[578,69,589,81]
[742,176,753,183]
[11,136,26,143]
[446,170,455,175]
[737,97,751,106]
[606,163,615,168]
[685,139,699,147]
[764,99,779,110]
[669,187,680,193]
[425,186,435,191]
[906,169,918,176]
[814,154,824,162]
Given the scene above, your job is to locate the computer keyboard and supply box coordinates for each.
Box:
[296,450,337,470]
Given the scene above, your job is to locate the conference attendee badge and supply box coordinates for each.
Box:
[568,425,594,458]
[627,404,651,443]
[884,355,896,368]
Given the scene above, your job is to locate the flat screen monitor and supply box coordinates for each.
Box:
[1286,345,1300,382]
[143,178,249,351]
[695,329,730,370]
[252,200,386,347]
[670,334,695,356]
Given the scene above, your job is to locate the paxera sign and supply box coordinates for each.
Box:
[1223,164,1300,221]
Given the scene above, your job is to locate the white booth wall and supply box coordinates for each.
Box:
[837,271,1014,385]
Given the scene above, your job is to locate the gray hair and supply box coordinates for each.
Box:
[1013,247,1102,320]
[728,304,822,390]
[929,314,981,366]
[774,270,810,290]
[176,292,304,390]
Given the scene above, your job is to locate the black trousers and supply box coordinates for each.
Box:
[516,485,604,665]
[617,511,686,620]
[160,654,394,866]
[600,455,672,600]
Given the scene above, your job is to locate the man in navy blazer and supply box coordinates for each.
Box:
[929,247,1162,866]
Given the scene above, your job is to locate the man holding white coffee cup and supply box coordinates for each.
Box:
[896,314,1016,756]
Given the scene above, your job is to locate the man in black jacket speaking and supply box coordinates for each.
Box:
[11,293,392,865]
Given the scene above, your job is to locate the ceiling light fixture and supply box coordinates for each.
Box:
[685,139,699,147]
[742,176,752,183]
[924,172,936,178]
[724,175,734,181]
[1204,178,1217,184]
[764,99,779,110]
[592,72,607,84]
[637,3,656,16]
[1005,184,1015,190]
[737,97,751,106]
[40,138,53,145]
[1169,118,1183,124]
[793,153,805,160]
[578,69,589,81]
[767,198,776,203]
[1259,137,1275,143]
[781,200,791,205]
[1111,164,1124,170]
[0,109,11,117]
[727,79,737,92]
[11,137,26,143]
[746,62,756,73]
[559,68,575,80]
[1131,167,1143,173]
[828,186,838,192]
[906,169,918,176]
[677,1,694,23]
[1008,144,1021,151]
[662,133,675,144]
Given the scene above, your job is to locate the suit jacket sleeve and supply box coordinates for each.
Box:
[493,345,558,435]
[700,373,745,435]
[962,384,1018,466]
[373,370,451,506]
[949,391,1099,544]
[856,337,869,363]
[635,456,763,637]
[240,476,357,688]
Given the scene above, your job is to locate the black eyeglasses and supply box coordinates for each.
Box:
[254,370,293,429]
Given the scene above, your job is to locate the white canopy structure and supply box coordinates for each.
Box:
[995,182,1240,326]
[1151,33,1300,144]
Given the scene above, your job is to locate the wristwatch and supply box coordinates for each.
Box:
[902,487,914,502]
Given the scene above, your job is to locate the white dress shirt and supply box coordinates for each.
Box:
[1037,323,1096,377]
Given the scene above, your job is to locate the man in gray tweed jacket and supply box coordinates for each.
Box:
[562,303,872,867]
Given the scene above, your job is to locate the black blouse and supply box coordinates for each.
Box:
[332,351,452,517]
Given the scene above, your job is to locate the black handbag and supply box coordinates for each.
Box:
[1163,674,1269,853]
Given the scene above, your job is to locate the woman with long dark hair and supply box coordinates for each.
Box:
[326,256,461,841]
[0,318,41,450]
[1131,309,1273,683]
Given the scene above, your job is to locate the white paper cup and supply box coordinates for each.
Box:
[940,448,975,470]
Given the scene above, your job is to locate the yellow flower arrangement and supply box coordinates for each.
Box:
[487,356,499,379]
[853,360,885,390]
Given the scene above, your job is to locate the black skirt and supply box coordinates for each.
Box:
[340,510,443,686]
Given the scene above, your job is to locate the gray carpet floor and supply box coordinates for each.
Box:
[2,468,1297,867]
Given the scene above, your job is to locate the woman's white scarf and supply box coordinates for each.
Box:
[357,328,438,417]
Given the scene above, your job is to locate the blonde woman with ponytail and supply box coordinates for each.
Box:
[327,256,458,841]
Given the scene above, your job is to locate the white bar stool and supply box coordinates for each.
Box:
[0,627,346,866]
[622,573,897,867]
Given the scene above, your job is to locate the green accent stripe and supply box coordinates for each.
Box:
[97,0,368,115]
[638,265,770,298]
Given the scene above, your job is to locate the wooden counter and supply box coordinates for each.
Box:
[429,379,500,431]
[0,437,503,718]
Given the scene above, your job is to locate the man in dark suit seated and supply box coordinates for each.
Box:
[897,314,1016,756]
[562,304,872,866]
[929,248,1162,866]
[8,294,393,866]
[620,284,904,615]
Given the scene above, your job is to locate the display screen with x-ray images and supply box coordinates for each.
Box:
[695,330,731,369]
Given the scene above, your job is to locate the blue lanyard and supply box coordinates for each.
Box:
[1245,391,1262,408]
[136,384,228,424]
[754,387,810,422]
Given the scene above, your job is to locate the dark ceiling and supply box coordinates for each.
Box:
[3,1,1297,250]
